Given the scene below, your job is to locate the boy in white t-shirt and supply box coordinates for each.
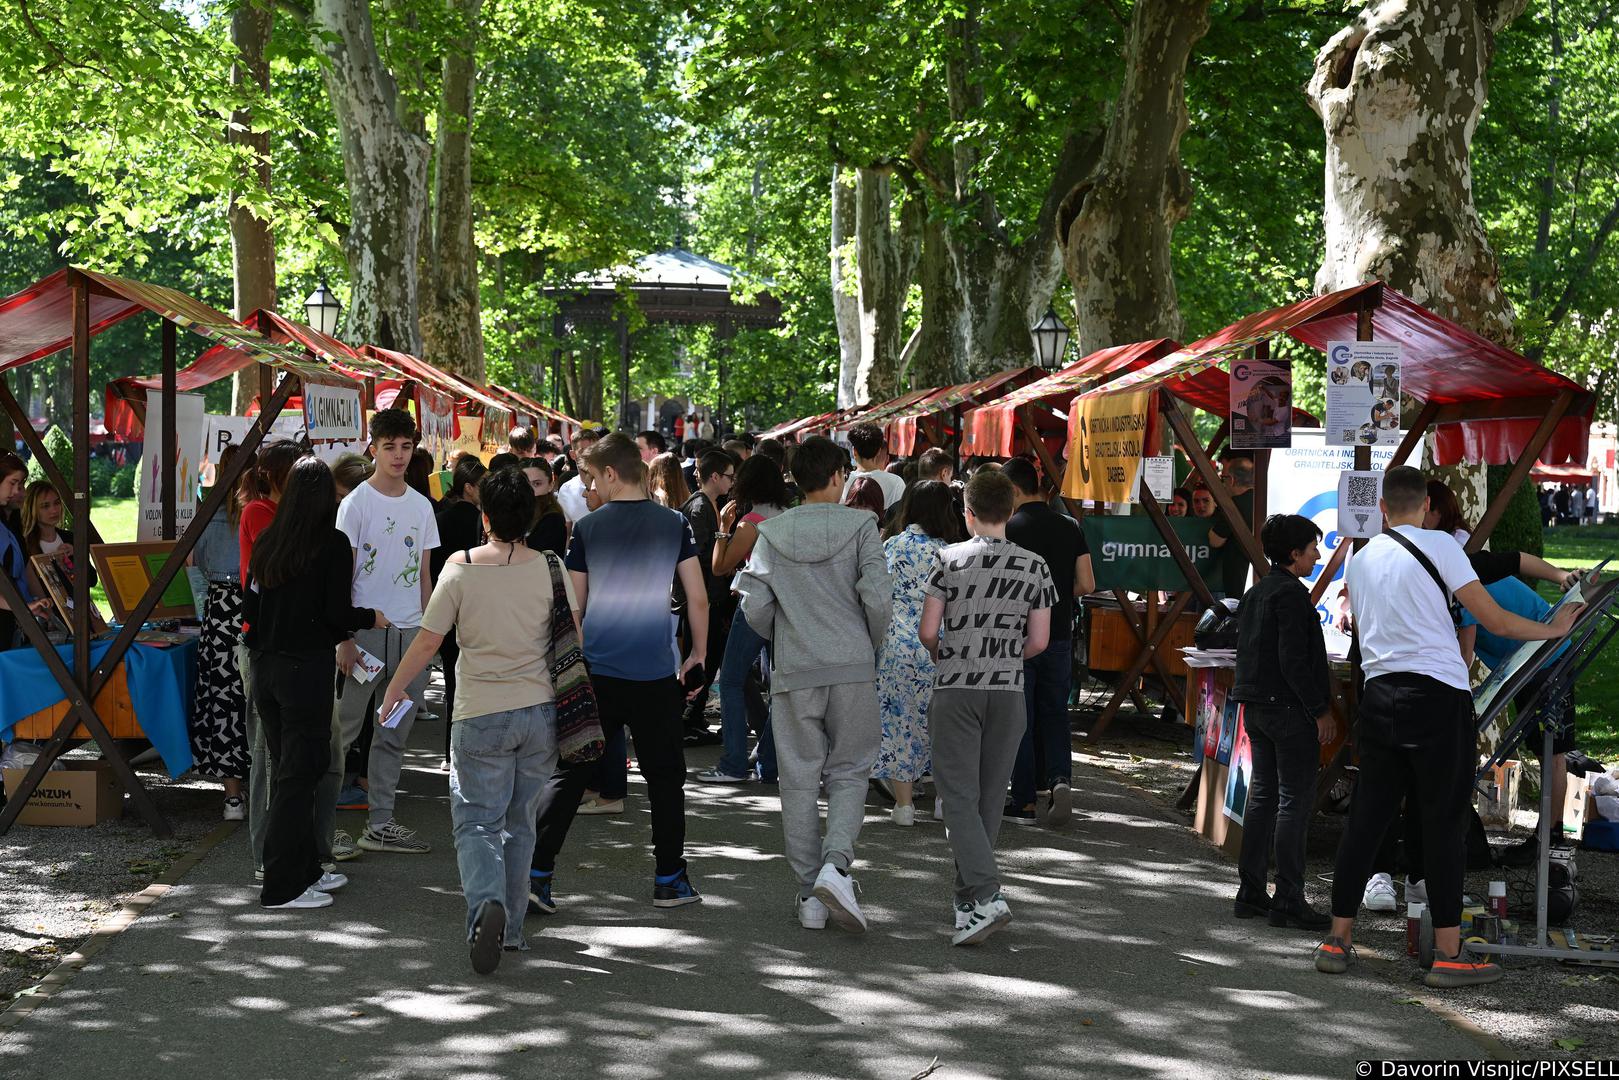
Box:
[317,408,441,856]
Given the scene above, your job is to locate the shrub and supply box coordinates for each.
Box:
[89,459,117,497]
[1487,462,1544,559]
[111,463,138,499]
[26,425,74,483]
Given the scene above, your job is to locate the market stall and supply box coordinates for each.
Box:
[885,366,1041,458]
[0,267,364,836]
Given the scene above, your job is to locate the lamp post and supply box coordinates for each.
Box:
[304,280,344,338]
[1030,306,1071,371]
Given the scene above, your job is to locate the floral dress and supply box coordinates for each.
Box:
[875,525,945,782]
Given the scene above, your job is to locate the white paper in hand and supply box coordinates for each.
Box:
[351,644,385,683]
[378,698,416,729]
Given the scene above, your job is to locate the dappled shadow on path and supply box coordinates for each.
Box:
[0,734,1482,1080]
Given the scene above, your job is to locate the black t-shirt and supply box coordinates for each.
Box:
[680,491,726,601]
[1006,501,1088,637]
[1211,489,1256,596]
[433,499,484,581]
[526,510,567,557]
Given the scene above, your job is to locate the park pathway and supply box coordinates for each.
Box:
[0,711,1485,1079]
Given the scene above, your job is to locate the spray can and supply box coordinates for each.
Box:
[1488,880,1508,919]
[1406,901,1426,957]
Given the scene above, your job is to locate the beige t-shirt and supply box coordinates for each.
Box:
[420,552,578,723]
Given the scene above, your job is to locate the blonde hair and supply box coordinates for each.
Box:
[21,479,65,553]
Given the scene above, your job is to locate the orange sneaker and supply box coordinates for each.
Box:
[1424,954,1502,988]
[1313,936,1355,974]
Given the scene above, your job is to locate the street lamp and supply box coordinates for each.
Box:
[1030,306,1071,370]
[304,280,343,338]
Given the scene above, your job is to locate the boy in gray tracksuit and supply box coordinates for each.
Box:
[736,436,892,933]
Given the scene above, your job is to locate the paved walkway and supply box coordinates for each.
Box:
[0,711,1484,1079]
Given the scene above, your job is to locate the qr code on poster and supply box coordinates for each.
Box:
[1345,475,1380,506]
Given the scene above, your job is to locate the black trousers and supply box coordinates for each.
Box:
[253,649,336,906]
[440,630,461,759]
[1237,704,1320,904]
[1330,673,1474,927]
[533,675,688,876]
[682,595,733,731]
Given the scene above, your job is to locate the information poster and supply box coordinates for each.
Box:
[1229,359,1293,449]
[203,414,306,486]
[416,385,456,466]
[1223,707,1252,825]
[1335,471,1384,539]
[1063,389,1152,504]
[138,392,206,542]
[1142,456,1175,502]
[1326,341,1402,447]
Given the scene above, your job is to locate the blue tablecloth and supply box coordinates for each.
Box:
[0,638,197,777]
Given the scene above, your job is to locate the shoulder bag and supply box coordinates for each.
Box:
[542,551,604,764]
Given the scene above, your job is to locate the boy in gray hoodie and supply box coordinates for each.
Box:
[737,436,893,932]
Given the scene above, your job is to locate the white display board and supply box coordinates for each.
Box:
[138,393,207,541]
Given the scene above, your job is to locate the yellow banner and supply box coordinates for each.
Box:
[1063,389,1152,503]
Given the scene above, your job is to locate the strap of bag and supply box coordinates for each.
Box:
[1386,528,1462,627]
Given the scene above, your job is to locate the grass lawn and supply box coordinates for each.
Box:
[84,496,139,617]
[1538,524,1619,763]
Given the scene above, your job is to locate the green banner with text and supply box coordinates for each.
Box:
[1081,515,1218,592]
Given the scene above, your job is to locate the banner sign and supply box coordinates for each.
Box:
[1081,515,1218,592]
[1229,359,1293,449]
[1325,341,1402,447]
[138,393,207,541]
[303,382,364,442]
[416,385,456,464]
[1063,389,1152,504]
[481,405,514,452]
[450,415,485,463]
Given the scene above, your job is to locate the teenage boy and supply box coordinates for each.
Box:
[322,408,440,855]
[842,422,907,511]
[506,427,537,459]
[737,436,892,932]
[1316,466,1579,989]
[636,429,667,464]
[1002,458,1093,827]
[920,470,1056,946]
[557,428,605,522]
[529,433,708,909]
[682,451,738,742]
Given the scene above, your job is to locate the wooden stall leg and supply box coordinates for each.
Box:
[1090,592,1195,739]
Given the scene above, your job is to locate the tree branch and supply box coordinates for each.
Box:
[1528,185,1619,359]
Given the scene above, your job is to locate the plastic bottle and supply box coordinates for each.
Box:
[1406,901,1426,957]
[1488,880,1508,919]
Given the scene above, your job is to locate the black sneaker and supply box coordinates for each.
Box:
[470,900,505,975]
[527,873,556,915]
[653,868,703,908]
[1003,804,1039,826]
[1268,898,1332,932]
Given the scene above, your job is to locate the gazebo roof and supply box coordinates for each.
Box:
[547,248,783,328]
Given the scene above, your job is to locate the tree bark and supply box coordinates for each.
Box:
[850,167,920,405]
[310,0,432,355]
[562,335,604,423]
[228,0,275,414]
[1311,0,1530,531]
[419,0,485,382]
[1308,0,1529,347]
[1060,0,1210,354]
[830,165,861,407]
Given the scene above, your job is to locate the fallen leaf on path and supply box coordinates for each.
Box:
[1556,1038,1585,1052]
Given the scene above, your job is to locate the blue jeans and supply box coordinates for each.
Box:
[717,611,769,778]
[449,702,558,947]
[1010,639,1074,808]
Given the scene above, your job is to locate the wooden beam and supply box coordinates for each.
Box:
[1139,482,1219,611]
[71,272,90,689]
[0,565,170,837]
[88,375,300,700]
[160,319,177,540]
[1388,400,1439,470]
[1019,405,1085,520]
[1161,395,1267,578]
[0,375,102,545]
[1091,591,1195,738]
[1310,537,1351,606]
[1430,396,1567,425]
[1466,388,1574,554]
[1110,588,1186,699]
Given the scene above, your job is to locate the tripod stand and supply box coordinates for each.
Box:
[1466,575,1619,963]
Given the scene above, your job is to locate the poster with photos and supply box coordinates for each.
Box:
[1229,359,1293,449]
[1326,341,1402,447]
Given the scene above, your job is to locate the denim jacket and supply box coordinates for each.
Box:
[1231,565,1330,718]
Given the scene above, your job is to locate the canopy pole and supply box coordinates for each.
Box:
[1389,401,1439,469]
[1018,405,1085,520]
[1250,342,1269,542]
[617,310,632,432]
[1310,538,1350,606]
[161,320,177,540]
[1161,393,1267,577]
[71,271,91,688]
[1465,388,1574,554]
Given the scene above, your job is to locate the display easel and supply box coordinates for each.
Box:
[1462,575,1619,965]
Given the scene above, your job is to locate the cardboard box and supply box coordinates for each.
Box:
[2,761,124,827]
[1193,760,1244,858]
[1476,760,1521,828]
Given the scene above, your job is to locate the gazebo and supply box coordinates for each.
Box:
[544,249,783,431]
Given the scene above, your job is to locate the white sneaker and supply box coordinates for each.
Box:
[933,796,945,821]
[891,804,916,827]
[222,796,246,822]
[331,830,360,862]
[952,893,1012,946]
[1405,877,1428,906]
[313,871,348,893]
[811,863,867,932]
[1362,872,1397,913]
[796,893,829,930]
[953,900,974,931]
[267,887,333,910]
[577,798,624,816]
[1045,780,1072,828]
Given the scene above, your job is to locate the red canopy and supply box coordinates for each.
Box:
[962,341,1180,457]
[362,345,514,437]
[887,367,1040,457]
[836,388,937,435]
[489,381,581,434]
[1531,464,1596,484]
